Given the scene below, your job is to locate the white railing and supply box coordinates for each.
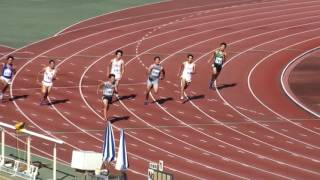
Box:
[0,156,38,179]
[0,122,64,180]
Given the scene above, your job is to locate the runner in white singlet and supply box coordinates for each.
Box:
[108,50,124,95]
[178,54,196,100]
[37,60,57,105]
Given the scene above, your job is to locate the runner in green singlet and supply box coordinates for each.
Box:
[208,42,227,89]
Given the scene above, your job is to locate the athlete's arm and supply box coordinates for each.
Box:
[36,67,46,83]
[223,52,227,63]
[177,63,184,77]
[53,68,58,81]
[208,51,216,63]
[147,64,153,75]
[161,67,166,80]
[192,64,196,74]
[1,63,4,73]
[121,61,125,77]
[107,60,112,75]
[12,65,16,75]
[97,81,104,95]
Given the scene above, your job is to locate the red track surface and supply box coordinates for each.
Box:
[1,0,320,179]
[284,49,320,117]
[0,45,15,55]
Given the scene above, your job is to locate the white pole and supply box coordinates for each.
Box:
[53,143,57,180]
[1,129,4,166]
[27,136,31,173]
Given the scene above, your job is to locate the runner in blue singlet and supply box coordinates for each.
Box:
[0,55,15,101]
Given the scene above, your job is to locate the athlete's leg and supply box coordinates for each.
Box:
[114,79,120,94]
[213,67,218,80]
[2,84,9,94]
[215,70,221,80]
[153,83,159,94]
[103,99,110,120]
[209,67,216,89]
[47,86,52,98]
[180,78,186,100]
[0,79,8,100]
[145,82,153,104]
[0,78,6,88]
[40,85,49,105]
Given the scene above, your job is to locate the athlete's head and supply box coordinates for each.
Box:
[220,42,227,51]
[115,50,123,59]
[49,59,56,69]
[108,73,116,83]
[6,55,14,65]
[154,56,161,65]
[187,54,194,62]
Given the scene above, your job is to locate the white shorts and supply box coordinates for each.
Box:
[42,81,53,87]
[111,72,121,80]
[181,74,192,83]
[0,76,12,85]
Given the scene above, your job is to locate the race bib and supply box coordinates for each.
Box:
[151,69,160,77]
[215,57,223,65]
[44,72,53,82]
[105,89,113,96]
[113,66,120,73]
[103,84,114,96]
[3,68,12,77]
[187,67,193,74]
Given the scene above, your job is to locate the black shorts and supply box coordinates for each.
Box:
[213,63,223,73]
[102,95,113,104]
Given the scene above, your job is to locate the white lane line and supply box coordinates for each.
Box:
[215,132,223,136]
[95,133,103,137]
[232,137,241,141]
[199,139,207,143]
[149,149,156,152]
[62,123,70,127]
[78,140,85,144]
[252,143,260,147]
[266,136,274,139]
[131,143,138,147]
[162,117,170,121]
[208,99,218,102]
[148,136,155,140]
[165,141,173,145]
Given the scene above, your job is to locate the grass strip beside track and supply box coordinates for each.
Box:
[0,0,160,48]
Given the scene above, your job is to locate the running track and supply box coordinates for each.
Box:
[1,0,320,179]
